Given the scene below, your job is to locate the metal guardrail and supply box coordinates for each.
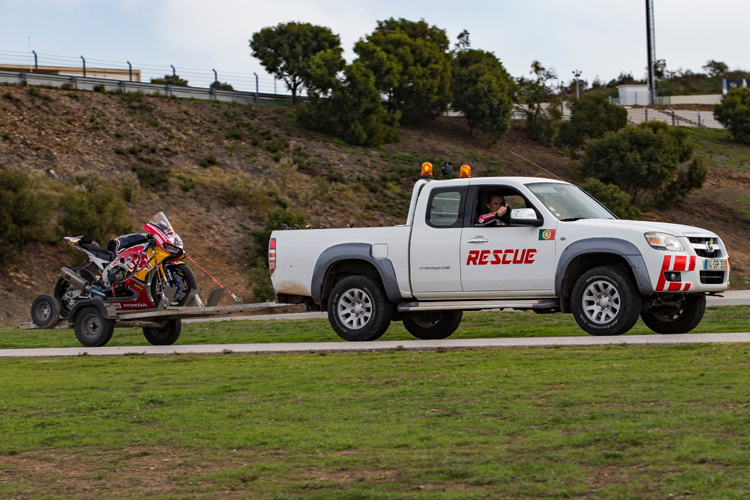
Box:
[0,70,299,106]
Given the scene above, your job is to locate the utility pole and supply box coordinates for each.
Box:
[572,69,582,99]
[646,0,657,105]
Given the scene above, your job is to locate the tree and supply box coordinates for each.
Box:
[210,81,234,91]
[451,49,514,144]
[579,178,642,220]
[556,93,628,152]
[714,87,750,145]
[0,170,53,268]
[300,61,400,146]
[150,74,189,86]
[578,122,705,207]
[250,22,344,105]
[703,59,729,78]
[355,18,452,123]
[517,61,561,145]
[455,29,471,50]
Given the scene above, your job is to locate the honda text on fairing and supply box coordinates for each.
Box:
[56,212,196,314]
[269,162,729,342]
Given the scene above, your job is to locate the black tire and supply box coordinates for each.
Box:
[151,263,197,307]
[55,267,96,318]
[571,266,641,336]
[328,275,392,341]
[30,295,61,329]
[641,294,706,334]
[403,311,463,340]
[73,306,115,347]
[143,319,182,345]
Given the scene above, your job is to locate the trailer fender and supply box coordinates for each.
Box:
[68,299,118,324]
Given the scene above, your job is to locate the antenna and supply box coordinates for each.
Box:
[509,151,564,180]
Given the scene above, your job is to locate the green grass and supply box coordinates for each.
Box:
[2,306,749,350]
[688,127,750,172]
[1,343,750,498]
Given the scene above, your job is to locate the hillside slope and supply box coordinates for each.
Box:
[1,85,748,326]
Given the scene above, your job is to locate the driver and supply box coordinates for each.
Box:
[478,195,511,226]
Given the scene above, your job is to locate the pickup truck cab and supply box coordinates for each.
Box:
[270,164,729,341]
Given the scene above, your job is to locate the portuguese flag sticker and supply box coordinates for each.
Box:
[539,229,556,241]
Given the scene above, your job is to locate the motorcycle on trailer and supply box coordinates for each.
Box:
[48,212,196,319]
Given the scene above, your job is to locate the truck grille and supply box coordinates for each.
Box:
[699,271,725,284]
[689,237,722,258]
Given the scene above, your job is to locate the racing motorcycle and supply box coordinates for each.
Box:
[55,212,197,315]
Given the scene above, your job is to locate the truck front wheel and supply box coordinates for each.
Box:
[641,294,706,334]
[328,275,392,341]
[403,311,463,340]
[571,266,641,336]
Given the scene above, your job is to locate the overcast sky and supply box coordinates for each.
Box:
[0,0,746,93]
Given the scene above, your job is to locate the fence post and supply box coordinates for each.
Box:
[80,56,86,77]
[253,72,259,104]
[698,110,702,127]
[32,50,37,73]
[671,109,675,126]
[127,61,132,82]
[644,106,648,122]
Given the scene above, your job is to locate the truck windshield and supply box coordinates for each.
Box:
[527,182,616,221]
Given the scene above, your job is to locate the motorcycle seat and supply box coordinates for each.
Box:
[108,233,150,253]
[79,237,116,262]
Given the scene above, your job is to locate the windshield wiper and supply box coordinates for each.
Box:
[560,217,584,222]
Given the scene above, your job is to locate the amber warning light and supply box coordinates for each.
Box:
[459,165,471,178]
[268,238,276,275]
[420,162,433,180]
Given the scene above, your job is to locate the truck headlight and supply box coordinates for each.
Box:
[645,232,684,252]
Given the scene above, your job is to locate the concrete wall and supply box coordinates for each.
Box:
[669,94,722,105]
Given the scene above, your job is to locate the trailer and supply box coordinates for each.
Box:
[23,286,290,347]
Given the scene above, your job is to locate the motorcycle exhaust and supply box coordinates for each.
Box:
[60,267,106,298]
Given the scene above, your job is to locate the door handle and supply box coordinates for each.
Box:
[467,238,488,244]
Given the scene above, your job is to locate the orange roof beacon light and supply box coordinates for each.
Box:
[459,164,471,178]
[420,162,434,180]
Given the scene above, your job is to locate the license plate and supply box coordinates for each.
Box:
[705,259,727,270]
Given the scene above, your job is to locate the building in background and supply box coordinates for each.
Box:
[0,64,140,81]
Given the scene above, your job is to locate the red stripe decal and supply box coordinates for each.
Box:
[674,255,687,271]
[688,256,696,271]
[656,255,671,291]
[683,283,692,291]
[667,282,682,291]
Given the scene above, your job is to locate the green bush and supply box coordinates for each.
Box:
[579,178,642,220]
[578,122,702,207]
[714,88,750,145]
[129,164,170,188]
[200,154,218,168]
[58,182,133,244]
[556,93,627,152]
[0,170,54,268]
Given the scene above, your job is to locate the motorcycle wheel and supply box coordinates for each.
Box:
[151,263,197,307]
[55,267,97,318]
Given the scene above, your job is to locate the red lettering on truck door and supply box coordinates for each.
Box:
[466,250,479,265]
[478,250,490,265]
[492,250,503,265]
[502,249,513,264]
[525,249,537,264]
[513,249,527,264]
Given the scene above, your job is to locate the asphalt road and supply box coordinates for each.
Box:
[3,291,748,359]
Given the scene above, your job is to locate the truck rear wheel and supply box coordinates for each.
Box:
[328,275,392,341]
[641,294,706,334]
[571,266,641,336]
[403,311,463,340]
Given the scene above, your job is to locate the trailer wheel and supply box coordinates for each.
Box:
[571,266,641,336]
[73,306,115,347]
[143,319,182,345]
[403,311,463,340]
[31,295,61,329]
[328,275,392,341]
[641,294,706,334]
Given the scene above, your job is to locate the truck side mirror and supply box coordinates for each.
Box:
[509,208,543,227]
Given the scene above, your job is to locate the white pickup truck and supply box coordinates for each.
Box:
[270,166,729,341]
